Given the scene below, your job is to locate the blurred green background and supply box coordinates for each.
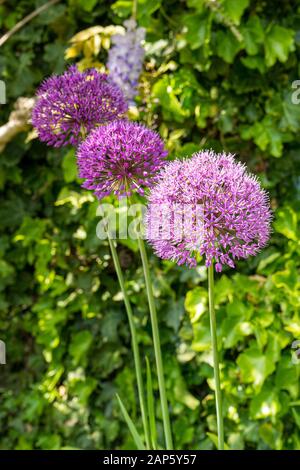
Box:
[0,0,300,450]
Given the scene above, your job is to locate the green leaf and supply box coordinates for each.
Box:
[14,217,47,247]
[69,330,93,365]
[237,345,276,392]
[173,362,200,410]
[152,76,188,123]
[276,355,299,399]
[265,25,295,67]
[183,13,210,50]
[222,316,253,348]
[116,394,145,450]
[292,408,300,429]
[223,0,249,25]
[146,357,157,450]
[165,299,184,332]
[0,260,15,286]
[258,422,282,449]
[70,377,97,404]
[257,252,280,273]
[111,0,131,17]
[37,434,61,450]
[207,432,230,450]
[241,56,266,73]
[216,31,242,63]
[272,261,298,293]
[185,287,207,323]
[62,148,78,183]
[79,0,98,12]
[240,116,284,157]
[136,0,162,23]
[281,92,300,131]
[191,317,212,352]
[112,0,161,24]
[250,385,281,420]
[241,16,264,55]
[274,206,298,241]
[226,299,252,319]
[214,275,233,304]
[266,330,290,364]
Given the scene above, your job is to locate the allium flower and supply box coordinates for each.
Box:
[107,19,145,106]
[146,150,271,272]
[77,120,167,199]
[32,65,128,147]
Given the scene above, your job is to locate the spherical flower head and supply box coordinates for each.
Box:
[77,120,168,199]
[32,65,128,147]
[146,150,271,271]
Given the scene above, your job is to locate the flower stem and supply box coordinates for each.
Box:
[107,234,150,449]
[137,236,173,450]
[132,0,137,20]
[208,264,224,450]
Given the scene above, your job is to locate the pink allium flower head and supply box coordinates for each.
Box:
[77,120,168,199]
[32,65,128,147]
[146,150,271,271]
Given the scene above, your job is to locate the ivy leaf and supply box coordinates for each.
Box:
[237,344,276,392]
[185,287,207,323]
[275,355,300,399]
[272,261,298,293]
[265,25,295,67]
[266,330,290,364]
[191,317,212,352]
[259,422,282,449]
[274,206,298,241]
[165,299,184,332]
[222,316,253,348]
[250,384,281,419]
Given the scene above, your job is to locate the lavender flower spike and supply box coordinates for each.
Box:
[32,65,128,147]
[107,19,145,106]
[146,150,271,272]
[77,120,167,199]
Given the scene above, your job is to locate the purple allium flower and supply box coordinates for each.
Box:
[32,65,128,147]
[107,19,145,106]
[77,120,168,199]
[146,150,271,271]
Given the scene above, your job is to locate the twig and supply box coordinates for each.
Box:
[0,0,60,48]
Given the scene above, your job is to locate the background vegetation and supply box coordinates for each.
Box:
[0,0,299,450]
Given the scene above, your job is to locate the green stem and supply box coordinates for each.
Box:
[107,235,150,449]
[137,237,173,450]
[132,0,137,20]
[208,264,224,450]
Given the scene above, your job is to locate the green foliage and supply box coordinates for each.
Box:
[0,0,299,451]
